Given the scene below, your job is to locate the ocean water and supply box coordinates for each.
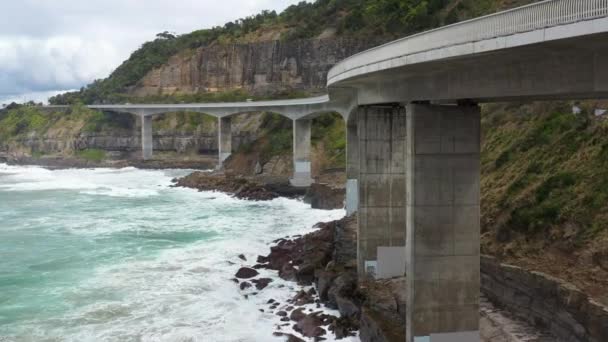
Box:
[0,164,349,342]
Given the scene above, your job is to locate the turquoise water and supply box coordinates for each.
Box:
[0,164,346,341]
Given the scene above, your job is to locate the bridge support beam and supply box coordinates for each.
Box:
[141,115,153,160]
[405,103,480,342]
[218,117,232,168]
[290,119,313,187]
[356,105,407,279]
[345,115,359,216]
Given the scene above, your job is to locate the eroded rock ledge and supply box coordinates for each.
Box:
[173,171,306,201]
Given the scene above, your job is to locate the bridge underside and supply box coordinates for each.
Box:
[342,33,608,107]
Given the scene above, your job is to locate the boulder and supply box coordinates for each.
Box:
[235,267,259,279]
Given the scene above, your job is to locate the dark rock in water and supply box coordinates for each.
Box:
[267,299,275,304]
[252,278,273,290]
[238,254,247,261]
[173,172,280,201]
[277,311,288,317]
[272,332,305,342]
[235,267,259,279]
[328,316,359,339]
[257,255,269,263]
[294,313,326,338]
[293,290,315,306]
[231,278,239,284]
[252,264,267,269]
[280,317,290,322]
[240,282,252,290]
[290,308,306,322]
[280,264,298,281]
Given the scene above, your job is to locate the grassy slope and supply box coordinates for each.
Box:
[481,102,608,302]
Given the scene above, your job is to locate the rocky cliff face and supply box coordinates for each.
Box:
[129,37,386,97]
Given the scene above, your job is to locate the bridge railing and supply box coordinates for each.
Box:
[328,0,608,83]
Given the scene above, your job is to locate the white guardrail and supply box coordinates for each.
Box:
[328,0,608,83]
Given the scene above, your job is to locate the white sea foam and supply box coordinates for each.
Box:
[0,164,355,341]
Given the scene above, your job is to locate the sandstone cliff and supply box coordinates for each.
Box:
[129,37,386,97]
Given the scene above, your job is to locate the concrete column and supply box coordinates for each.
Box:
[290,119,313,187]
[218,117,232,167]
[405,103,481,342]
[357,105,407,279]
[141,115,153,160]
[345,116,359,216]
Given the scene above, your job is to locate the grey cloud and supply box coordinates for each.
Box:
[0,0,304,100]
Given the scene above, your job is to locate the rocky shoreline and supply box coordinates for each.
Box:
[235,215,565,342]
[0,153,218,170]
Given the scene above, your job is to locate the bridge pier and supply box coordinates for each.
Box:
[290,119,313,187]
[405,103,480,342]
[218,117,232,168]
[356,105,407,279]
[345,115,359,216]
[141,115,153,160]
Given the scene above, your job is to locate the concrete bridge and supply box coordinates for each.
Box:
[48,1,608,340]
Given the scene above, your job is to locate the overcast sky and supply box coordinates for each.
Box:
[0,0,304,104]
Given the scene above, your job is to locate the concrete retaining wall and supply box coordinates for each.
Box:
[481,255,608,342]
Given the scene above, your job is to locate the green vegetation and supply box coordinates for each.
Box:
[0,105,50,139]
[257,113,294,163]
[76,149,107,162]
[0,104,134,141]
[152,111,217,132]
[481,101,608,243]
[312,113,346,168]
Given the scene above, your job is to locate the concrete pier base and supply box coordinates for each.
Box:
[356,105,407,279]
[141,115,153,160]
[346,116,359,215]
[290,119,313,187]
[218,117,232,168]
[405,103,481,342]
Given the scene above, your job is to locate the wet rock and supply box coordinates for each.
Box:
[238,254,247,261]
[252,278,273,290]
[173,172,280,201]
[277,311,288,317]
[290,308,306,322]
[293,290,315,306]
[235,267,259,279]
[256,255,269,263]
[327,273,357,311]
[294,313,326,338]
[240,282,252,290]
